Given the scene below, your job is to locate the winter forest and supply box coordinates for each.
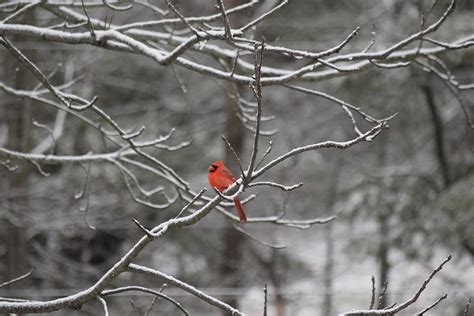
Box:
[0,0,473,315]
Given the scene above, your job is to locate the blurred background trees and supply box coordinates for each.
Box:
[0,0,472,315]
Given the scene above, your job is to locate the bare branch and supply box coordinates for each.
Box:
[256,140,273,169]
[32,109,67,155]
[415,294,447,316]
[128,264,242,315]
[213,183,245,202]
[377,280,389,309]
[369,60,411,69]
[174,188,207,219]
[132,218,168,239]
[248,181,303,192]
[171,64,188,93]
[253,123,387,179]
[75,161,91,200]
[229,48,240,77]
[340,255,452,316]
[0,193,226,313]
[216,0,232,39]
[0,268,34,289]
[1,0,41,24]
[81,0,96,38]
[246,38,265,182]
[369,276,376,309]
[97,297,109,316]
[221,135,245,178]
[263,284,268,316]
[0,159,18,171]
[30,159,50,177]
[165,0,201,37]
[0,1,20,13]
[372,0,457,60]
[32,119,56,154]
[284,84,391,125]
[1,24,471,86]
[102,0,132,11]
[0,36,71,108]
[129,299,139,316]
[117,163,177,210]
[464,298,472,316]
[145,295,159,316]
[243,215,336,229]
[112,0,259,31]
[231,222,286,249]
[317,57,359,73]
[239,0,289,33]
[101,286,188,315]
[424,36,474,49]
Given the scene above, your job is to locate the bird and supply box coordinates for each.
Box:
[208,160,247,222]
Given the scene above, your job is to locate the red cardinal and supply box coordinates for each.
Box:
[208,160,247,222]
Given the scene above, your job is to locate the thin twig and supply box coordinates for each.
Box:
[75,161,91,200]
[145,296,158,316]
[415,294,447,315]
[246,38,265,182]
[216,0,232,39]
[30,159,50,177]
[464,298,471,316]
[230,49,240,77]
[1,0,41,24]
[81,0,96,38]
[369,276,376,309]
[0,268,34,289]
[255,140,273,169]
[33,119,56,154]
[248,181,303,192]
[377,280,388,309]
[129,299,140,316]
[128,264,242,315]
[253,123,387,179]
[132,218,154,238]
[221,135,245,178]
[317,57,359,72]
[165,0,201,37]
[175,188,207,218]
[0,159,18,171]
[102,0,132,11]
[263,284,268,316]
[239,0,289,33]
[231,222,286,249]
[340,255,452,316]
[97,297,109,316]
[101,286,188,315]
[0,36,71,108]
[172,64,188,93]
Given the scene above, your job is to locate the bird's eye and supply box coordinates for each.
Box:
[212,164,218,170]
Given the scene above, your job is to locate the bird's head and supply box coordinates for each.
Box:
[208,160,223,173]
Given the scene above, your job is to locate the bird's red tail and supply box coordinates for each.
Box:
[233,198,247,222]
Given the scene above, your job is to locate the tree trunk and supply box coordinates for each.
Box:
[421,83,451,188]
[376,137,390,308]
[321,158,342,316]
[376,210,390,308]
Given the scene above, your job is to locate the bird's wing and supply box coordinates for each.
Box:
[221,166,237,182]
